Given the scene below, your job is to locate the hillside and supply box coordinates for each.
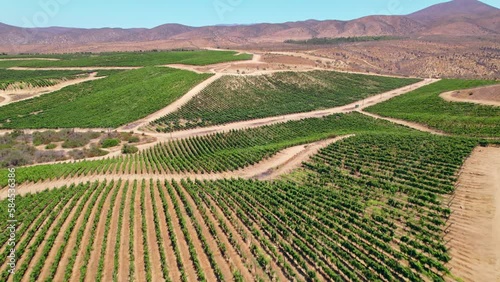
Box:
[0,0,498,53]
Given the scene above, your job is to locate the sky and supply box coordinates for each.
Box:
[0,0,499,29]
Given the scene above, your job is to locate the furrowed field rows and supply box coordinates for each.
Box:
[0,69,89,90]
[365,79,500,137]
[0,113,416,187]
[0,67,211,129]
[0,133,480,281]
[0,50,252,68]
[152,70,420,132]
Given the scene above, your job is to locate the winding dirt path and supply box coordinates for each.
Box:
[446,146,500,282]
[358,111,448,136]
[0,72,104,107]
[440,84,500,107]
[120,73,223,131]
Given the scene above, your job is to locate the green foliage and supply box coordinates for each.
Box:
[121,144,139,154]
[127,136,140,143]
[154,71,420,131]
[45,143,57,150]
[101,138,120,148]
[285,36,401,45]
[0,69,88,90]
[1,113,418,186]
[0,67,211,129]
[366,79,500,137]
[0,50,252,68]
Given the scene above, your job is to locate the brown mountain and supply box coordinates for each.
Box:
[0,0,498,53]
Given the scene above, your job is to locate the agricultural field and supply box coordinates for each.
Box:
[0,50,252,68]
[153,71,420,132]
[0,133,482,281]
[0,46,497,282]
[366,79,500,137]
[0,113,415,187]
[0,69,90,90]
[0,67,211,129]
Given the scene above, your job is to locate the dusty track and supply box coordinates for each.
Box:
[358,111,448,136]
[120,73,223,131]
[446,146,500,282]
[0,136,352,199]
[440,84,500,107]
[0,58,60,61]
[0,72,104,107]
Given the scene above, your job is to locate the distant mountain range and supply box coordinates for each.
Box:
[0,0,498,53]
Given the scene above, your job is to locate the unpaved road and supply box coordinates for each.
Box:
[358,111,448,136]
[0,72,104,107]
[0,136,353,199]
[120,73,223,131]
[440,84,500,107]
[446,146,500,282]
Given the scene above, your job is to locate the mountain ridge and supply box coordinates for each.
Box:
[0,0,498,53]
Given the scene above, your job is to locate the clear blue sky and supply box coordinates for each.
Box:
[1,0,499,29]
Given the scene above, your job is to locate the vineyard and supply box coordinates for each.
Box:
[0,69,89,90]
[0,113,416,187]
[153,71,420,132]
[0,50,252,68]
[365,79,500,137]
[0,67,211,129]
[0,133,480,281]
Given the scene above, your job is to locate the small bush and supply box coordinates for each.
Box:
[122,144,138,154]
[45,143,57,150]
[101,138,121,148]
[128,136,140,143]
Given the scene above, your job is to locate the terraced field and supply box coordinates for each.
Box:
[152,71,420,132]
[0,69,89,90]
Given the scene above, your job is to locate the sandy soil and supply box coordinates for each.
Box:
[0,72,104,107]
[143,182,166,280]
[102,182,125,281]
[177,184,234,281]
[118,183,132,282]
[151,183,182,281]
[440,84,500,107]
[446,146,500,282]
[359,111,448,136]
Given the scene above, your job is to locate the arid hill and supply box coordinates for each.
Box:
[0,0,498,53]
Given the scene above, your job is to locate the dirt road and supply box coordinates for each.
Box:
[446,146,500,282]
[9,66,141,71]
[440,84,500,107]
[358,111,448,136]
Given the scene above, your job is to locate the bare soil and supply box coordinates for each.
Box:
[447,146,500,282]
[359,111,448,136]
[440,84,500,107]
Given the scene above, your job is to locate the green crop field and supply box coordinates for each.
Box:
[0,69,92,90]
[0,113,416,186]
[0,50,252,68]
[366,79,500,137]
[0,67,212,129]
[152,71,420,132]
[0,132,481,281]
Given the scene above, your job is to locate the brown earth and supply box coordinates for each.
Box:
[446,146,500,282]
[440,84,500,106]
